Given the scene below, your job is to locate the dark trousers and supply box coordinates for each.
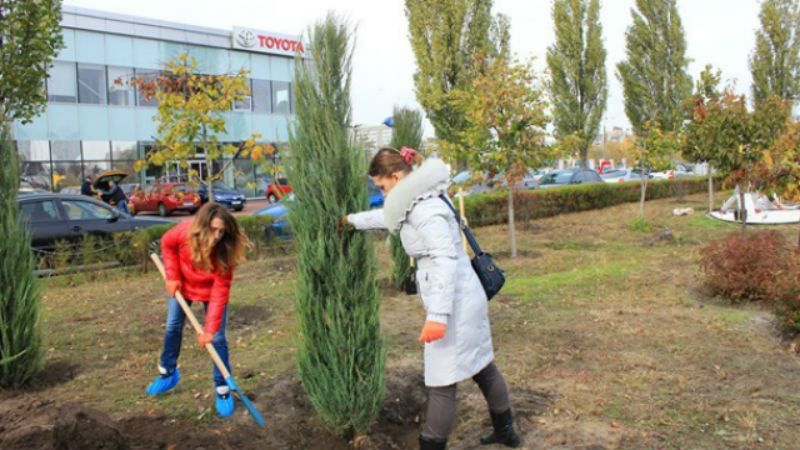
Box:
[421,361,511,441]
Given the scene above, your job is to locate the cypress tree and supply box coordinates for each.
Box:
[617,0,692,135]
[287,15,385,437]
[546,0,607,167]
[387,107,423,290]
[0,121,43,388]
[0,0,62,388]
[750,0,800,105]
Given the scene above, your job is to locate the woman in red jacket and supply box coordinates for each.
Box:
[145,203,249,418]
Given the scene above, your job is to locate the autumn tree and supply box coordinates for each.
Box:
[750,0,800,105]
[632,122,679,217]
[459,58,550,257]
[682,64,723,212]
[132,53,265,200]
[617,0,692,135]
[405,0,509,147]
[0,0,63,388]
[546,0,607,167]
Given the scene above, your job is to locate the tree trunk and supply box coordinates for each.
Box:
[738,183,747,231]
[707,164,714,213]
[508,188,517,258]
[202,124,213,202]
[639,163,648,217]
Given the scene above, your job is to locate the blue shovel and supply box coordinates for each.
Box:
[151,253,265,428]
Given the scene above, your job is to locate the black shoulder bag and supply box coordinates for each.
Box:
[439,194,505,301]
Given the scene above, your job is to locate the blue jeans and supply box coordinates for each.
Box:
[158,296,230,388]
[116,199,130,215]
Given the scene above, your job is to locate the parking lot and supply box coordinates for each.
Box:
[135,198,271,223]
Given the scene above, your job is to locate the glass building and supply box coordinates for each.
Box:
[13,6,299,198]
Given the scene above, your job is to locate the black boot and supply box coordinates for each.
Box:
[419,435,447,450]
[480,409,520,447]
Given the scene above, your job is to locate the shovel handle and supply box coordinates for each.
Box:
[150,253,232,380]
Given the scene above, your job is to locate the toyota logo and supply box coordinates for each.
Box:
[236,29,256,48]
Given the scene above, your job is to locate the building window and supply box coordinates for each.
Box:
[272,81,291,114]
[47,62,77,103]
[252,79,271,113]
[77,64,107,105]
[134,69,160,107]
[111,141,138,160]
[51,141,81,161]
[82,141,110,160]
[233,79,252,112]
[108,66,135,106]
[20,161,53,192]
[83,161,111,180]
[112,160,139,187]
[17,141,51,162]
[51,161,83,193]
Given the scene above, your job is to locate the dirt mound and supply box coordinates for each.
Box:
[0,362,551,449]
[0,396,127,450]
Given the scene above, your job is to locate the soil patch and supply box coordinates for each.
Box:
[0,362,553,450]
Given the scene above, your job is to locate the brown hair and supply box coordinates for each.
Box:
[368,147,425,177]
[188,202,250,273]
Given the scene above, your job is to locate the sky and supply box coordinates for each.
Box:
[64,0,764,138]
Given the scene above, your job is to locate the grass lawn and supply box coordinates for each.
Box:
[7,191,800,449]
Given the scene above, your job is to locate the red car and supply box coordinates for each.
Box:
[266,177,292,203]
[130,182,201,217]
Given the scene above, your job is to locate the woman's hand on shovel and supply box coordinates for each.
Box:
[166,280,181,297]
[196,331,215,348]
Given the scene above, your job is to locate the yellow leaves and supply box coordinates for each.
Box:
[250,145,264,160]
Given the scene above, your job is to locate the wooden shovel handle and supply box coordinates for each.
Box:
[150,253,232,379]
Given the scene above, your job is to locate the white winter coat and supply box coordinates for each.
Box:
[347,159,494,387]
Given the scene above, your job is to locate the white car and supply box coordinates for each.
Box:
[601,169,645,183]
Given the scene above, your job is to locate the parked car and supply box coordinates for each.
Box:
[368,178,384,208]
[18,193,171,252]
[529,168,554,184]
[265,177,292,203]
[253,193,294,239]
[601,169,646,183]
[254,181,383,239]
[451,170,472,185]
[535,169,603,188]
[197,181,247,211]
[129,182,201,216]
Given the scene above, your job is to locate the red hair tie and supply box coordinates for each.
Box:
[400,147,418,165]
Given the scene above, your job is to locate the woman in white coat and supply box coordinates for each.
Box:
[343,147,520,450]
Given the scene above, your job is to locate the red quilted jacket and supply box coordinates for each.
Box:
[161,220,233,334]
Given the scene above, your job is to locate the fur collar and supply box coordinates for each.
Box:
[383,158,451,232]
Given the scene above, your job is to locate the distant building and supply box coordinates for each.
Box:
[352,124,393,157]
[13,6,298,198]
[592,126,632,146]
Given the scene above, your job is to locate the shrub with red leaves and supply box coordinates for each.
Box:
[700,230,800,330]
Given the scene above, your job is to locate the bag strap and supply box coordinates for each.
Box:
[439,194,484,255]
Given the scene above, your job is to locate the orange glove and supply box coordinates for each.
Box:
[418,321,447,343]
[166,280,181,297]
[196,331,215,348]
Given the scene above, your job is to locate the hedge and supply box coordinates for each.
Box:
[35,215,278,277]
[461,177,720,227]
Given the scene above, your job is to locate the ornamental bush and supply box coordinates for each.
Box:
[461,177,718,227]
[700,230,799,303]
